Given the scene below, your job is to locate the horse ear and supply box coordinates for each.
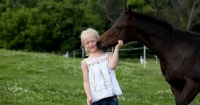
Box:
[124,4,127,10]
[128,5,132,12]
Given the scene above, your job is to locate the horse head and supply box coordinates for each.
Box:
[98,5,138,51]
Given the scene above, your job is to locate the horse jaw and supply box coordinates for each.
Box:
[97,40,118,51]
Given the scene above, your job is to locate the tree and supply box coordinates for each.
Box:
[186,0,200,30]
[127,0,155,14]
[146,0,200,30]
[99,0,126,24]
[0,0,109,52]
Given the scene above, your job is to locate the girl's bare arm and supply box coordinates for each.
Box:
[108,40,123,70]
[81,60,92,104]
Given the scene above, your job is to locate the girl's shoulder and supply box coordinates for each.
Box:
[81,59,87,65]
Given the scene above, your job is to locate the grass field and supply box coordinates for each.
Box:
[0,49,200,105]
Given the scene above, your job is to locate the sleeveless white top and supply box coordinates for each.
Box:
[85,53,122,103]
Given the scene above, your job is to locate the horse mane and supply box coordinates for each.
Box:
[130,11,200,42]
[175,29,200,42]
[130,11,174,31]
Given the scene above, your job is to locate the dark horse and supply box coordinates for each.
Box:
[97,6,200,105]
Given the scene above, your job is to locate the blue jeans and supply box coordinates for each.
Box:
[92,95,118,105]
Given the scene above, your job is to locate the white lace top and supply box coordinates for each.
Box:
[85,53,122,103]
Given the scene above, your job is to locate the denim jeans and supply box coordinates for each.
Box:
[92,95,118,105]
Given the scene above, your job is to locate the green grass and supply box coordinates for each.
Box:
[0,49,200,105]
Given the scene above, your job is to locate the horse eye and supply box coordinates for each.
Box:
[124,12,129,16]
[116,25,122,29]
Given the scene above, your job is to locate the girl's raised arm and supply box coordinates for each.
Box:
[108,40,123,70]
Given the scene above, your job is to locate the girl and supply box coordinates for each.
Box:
[80,28,123,105]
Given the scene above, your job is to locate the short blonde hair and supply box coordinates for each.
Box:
[80,28,99,56]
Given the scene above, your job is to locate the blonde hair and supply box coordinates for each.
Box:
[80,28,99,56]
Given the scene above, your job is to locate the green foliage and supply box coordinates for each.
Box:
[127,0,144,7]
[127,0,155,14]
[0,0,108,52]
[0,7,50,51]
[142,5,155,14]
[79,0,107,34]
[36,1,84,51]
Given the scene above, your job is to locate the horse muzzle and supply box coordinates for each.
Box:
[97,41,108,51]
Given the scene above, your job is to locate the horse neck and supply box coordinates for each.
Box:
[133,21,174,58]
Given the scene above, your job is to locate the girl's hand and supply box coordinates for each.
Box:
[87,98,92,105]
[115,40,123,49]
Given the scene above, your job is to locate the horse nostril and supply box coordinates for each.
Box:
[97,41,101,49]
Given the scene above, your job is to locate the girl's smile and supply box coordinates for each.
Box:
[83,34,99,54]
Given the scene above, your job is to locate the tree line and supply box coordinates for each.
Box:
[0,0,199,53]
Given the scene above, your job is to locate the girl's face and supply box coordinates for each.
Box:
[83,34,98,54]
